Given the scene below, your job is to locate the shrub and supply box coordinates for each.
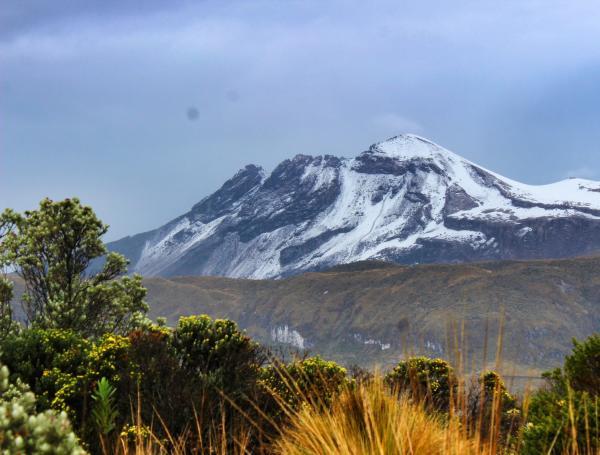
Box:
[128,316,267,451]
[86,334,131,386]
[0,328,131,444]
[468,371,520,443]
[0,363,85,454]
[522,334,600,454]
[260,356,348,411]
[522,386,599,455]
[170,315,264,395]
[564,334,600,396]
[385,356,456,411]
[123,328,182,434]
[0,328,90,419]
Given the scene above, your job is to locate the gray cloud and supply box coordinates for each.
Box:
[2,0,600,240]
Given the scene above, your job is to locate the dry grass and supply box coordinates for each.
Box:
[109,416,254,455]
[273,376,485,455]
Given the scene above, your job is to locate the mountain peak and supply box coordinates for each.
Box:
[109,135,600,280]
[367,134,460,162]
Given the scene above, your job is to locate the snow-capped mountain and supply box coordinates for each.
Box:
[109,134,600,278]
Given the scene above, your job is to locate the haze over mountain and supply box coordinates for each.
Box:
[108,134,600,278]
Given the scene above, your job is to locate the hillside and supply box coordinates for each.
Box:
[108,134,600,279]
[142,256,600,377]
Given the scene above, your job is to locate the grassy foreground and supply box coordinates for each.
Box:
[273,377,483,455]
[101,373,599,455]
[105,378,486,455]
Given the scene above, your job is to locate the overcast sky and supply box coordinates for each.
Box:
[2,0,600,240]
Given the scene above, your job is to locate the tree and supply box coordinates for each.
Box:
[0,277,18,341]
[0,215,20,340]
[0,198,148,337]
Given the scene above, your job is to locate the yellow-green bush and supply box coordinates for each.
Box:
[385,356,456,411]
[1,329,90,419]
[260,356,349,410]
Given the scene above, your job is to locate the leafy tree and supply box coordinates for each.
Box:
[0,198,148,337]
[0,216,19,341]
[0,276,18,341]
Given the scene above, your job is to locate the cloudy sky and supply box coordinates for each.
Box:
[2,0,600,240]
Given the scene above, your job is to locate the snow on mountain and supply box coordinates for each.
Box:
[108,134,600,278]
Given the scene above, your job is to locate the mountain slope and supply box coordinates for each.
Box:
[143,256,600,375]
[110,134,600,278]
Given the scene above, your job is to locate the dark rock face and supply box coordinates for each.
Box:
[107,135,600,279]
[191,165,264,223]
[353,152,444,176]
[234,155,342,242]
[444,216,600,261]
[443,184,479,215]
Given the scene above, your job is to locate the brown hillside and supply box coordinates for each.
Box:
[143,256,600,377]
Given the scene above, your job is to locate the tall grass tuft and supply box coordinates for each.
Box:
[273,375,485,455]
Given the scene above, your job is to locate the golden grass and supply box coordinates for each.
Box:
[273,376,485,455]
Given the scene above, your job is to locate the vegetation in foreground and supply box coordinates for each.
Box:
[0,198,598,454]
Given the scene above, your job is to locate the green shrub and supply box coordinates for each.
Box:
[522,334,600,454]
[1,317,267,452]
[522,386,599,454]
[0,328,90,418]
[170,315,264,397]
[260,356,348,410]
[468,371,521,441]
[0,363,85,454]
[86,334,131,386]
[385,356,455,411]
[127,316,267,450]
[564,334,600,396]
[123,328,182,434]
[0,329,130,442]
